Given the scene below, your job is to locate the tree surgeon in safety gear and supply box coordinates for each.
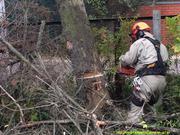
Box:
[119,22,169,123]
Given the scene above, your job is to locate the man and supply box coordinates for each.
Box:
[119,22,169,123]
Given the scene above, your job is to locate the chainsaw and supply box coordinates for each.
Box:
[117,66,135,76]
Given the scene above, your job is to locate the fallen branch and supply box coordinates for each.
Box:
[100,120,180,134]
[0,38,41,74]
[155,112,180,120]
[144,112,180,122]
[0,85,25,124]
[63,110,83,134]
[35,75,87,113]
[12,119,72,130]
[9,118,180,134]
[91,93,107,114]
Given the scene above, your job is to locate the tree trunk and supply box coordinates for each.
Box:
[55,0,109,114]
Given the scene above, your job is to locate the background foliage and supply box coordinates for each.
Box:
[165,15,180,55]
[85,0,147,16]
[93,18,135,66]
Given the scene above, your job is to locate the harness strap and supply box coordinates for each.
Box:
[136,37,167,77]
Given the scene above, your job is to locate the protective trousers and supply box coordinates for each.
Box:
[127,75,166,123]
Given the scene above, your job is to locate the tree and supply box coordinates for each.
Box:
[55,0,109,114]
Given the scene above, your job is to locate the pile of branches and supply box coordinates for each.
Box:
[1,23,180,134]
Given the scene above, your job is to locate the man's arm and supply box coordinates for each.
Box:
[119,41,140,67]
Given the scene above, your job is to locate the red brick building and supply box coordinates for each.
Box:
[136,0,180,44]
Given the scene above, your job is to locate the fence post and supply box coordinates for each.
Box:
[153,10,161,41]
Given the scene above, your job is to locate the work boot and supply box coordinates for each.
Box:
[126,103,144,124]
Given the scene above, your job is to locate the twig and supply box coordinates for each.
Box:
[144,112,180,122]
[63,110,83,134]
[4,122,22,135]
[23,8,29,47]
[35,20,52,79]
[2,103,54,111]
[36,20,45,50]
[102,120,180,134]
[0,38,41,74]
[13,119,72,129]
[0,85,25,124]
[91,93,107,114]
[91,114,103,135]
[157,112,180,120]
[35,75,88,113]
[53,121,56,135]
[85,120,90,135]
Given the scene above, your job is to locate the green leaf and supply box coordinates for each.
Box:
[31,112,38,121]
[139,121,148,129]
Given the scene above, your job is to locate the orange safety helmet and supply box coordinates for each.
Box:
[131,22,151,41]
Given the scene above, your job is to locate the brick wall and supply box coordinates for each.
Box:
[138,4,180,17]
[136,3,180,44]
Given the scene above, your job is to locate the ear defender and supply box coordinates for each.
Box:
[136,30,145,39]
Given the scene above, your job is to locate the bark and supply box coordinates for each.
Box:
[55,0,109,114]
